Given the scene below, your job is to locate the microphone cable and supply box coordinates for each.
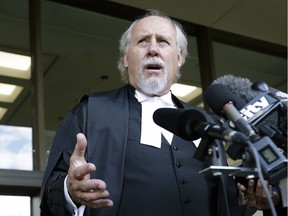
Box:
[245,139,277,216]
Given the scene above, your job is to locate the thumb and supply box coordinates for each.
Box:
[74,133,87,157]
[70,133,87,166]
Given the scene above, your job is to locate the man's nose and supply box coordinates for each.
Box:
[147,40,159,56]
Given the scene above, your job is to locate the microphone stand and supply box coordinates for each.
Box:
[195,137,234,216]
[198,135,282,216]
[198,134,258,178]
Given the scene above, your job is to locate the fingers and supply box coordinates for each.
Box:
[246,179,256,197]
[246,180,258,207]
[89,199,114,208]
[271,189,281,206]
[77,178,108,192]
[237,183,247,193]
[246,179,275,209]
[236,183,246,198]
[67,178,113,208]
[237,183,248,206]
[76,191,114,209]
[78,186,110,202]
[72,163,96,180]
[254,180,265,198]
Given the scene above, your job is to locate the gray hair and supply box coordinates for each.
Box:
[117,9,188,83]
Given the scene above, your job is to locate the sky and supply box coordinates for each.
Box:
[0,124,32,170]
[0,124,32,216]
[0,196,30,216]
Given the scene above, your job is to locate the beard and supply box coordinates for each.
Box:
[138,58,169,95]
[139,73,168,95]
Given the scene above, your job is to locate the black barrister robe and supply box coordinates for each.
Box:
[40,84,241,216]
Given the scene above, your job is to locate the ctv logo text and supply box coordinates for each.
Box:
[240,96,269,121]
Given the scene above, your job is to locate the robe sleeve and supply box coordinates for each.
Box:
[40,99,88,216]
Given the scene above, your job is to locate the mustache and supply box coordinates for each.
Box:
[141,57,166,70]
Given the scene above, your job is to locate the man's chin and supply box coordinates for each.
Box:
[141,85,166,96]
[138,76,167,95]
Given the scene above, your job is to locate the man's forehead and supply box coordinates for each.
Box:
[132,16,176,37]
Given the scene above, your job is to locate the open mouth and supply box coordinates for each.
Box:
[145,64,162,71]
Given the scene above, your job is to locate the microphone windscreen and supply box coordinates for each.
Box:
[153,108,205,140]
[204,84,246,116]
[213,74,261,103]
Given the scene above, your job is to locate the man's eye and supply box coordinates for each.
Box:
[138,39,148,44]
[159,40,169,45]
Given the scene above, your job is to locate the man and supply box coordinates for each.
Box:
[40,10,241,216]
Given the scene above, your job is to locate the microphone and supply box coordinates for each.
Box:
[153,108,249,161]
[252,79,288,105]
[213,74,261,105]
[153,108,248,143]
[251,80,269,92]
[153,108,202,141]
[213,74,288,107]
[213,74,287,123]
[205,82,287,182]
[213,75,287,153]
[204,83,259,141]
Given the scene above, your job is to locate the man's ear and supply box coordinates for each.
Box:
[177,52,183,67]
[124,55,128,67]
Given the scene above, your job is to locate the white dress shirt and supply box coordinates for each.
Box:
[135,90,176,147]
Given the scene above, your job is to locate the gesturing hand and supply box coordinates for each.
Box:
[66,133,113,208]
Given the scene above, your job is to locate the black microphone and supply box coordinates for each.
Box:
[204,83,261,160]
[153,108,248,143]
[204,83,259,141]
[213,75,287,153]
[205,82,287,182]
[213,74,288,107]
[251,80,269,92]
[252,79,288,105]
[251,79,288,146]
[153,107,250,162]
[213,74,261,105]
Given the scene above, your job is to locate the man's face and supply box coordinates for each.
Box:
[124,16,182,96]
